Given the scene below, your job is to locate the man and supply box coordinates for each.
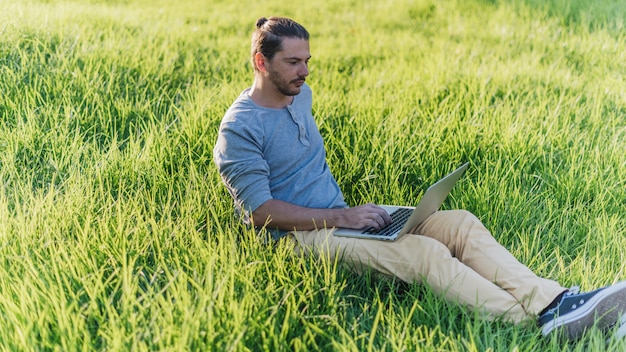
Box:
[213,16,626,340]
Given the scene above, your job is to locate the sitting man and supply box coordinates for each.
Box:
[213,16,626,340]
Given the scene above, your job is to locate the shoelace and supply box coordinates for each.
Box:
[566,286,580,296]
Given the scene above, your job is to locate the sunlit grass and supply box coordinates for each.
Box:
[0,0,625,350]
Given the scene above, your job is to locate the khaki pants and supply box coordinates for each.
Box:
[288,209,565,324]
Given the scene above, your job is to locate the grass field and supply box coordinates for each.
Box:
[1,0,625,350]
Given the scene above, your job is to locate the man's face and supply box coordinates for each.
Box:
[264,37,310,96]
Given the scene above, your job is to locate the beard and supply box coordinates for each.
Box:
[268,69,305,96]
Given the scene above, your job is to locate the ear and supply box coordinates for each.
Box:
[254,52,268,72]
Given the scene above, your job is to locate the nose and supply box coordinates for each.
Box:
[299,62,309,77]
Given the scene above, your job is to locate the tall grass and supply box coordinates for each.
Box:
[0,0,625,350]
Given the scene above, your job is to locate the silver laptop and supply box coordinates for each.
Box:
[333,162,469,241]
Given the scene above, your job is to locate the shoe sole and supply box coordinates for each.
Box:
[542,281,626,340]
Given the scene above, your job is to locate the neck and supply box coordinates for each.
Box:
[248,78,293,109]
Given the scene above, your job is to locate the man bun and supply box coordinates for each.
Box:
[256,17,268,29]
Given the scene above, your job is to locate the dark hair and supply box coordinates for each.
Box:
[250,17,309,71]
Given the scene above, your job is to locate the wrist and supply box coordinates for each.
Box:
[330,207,349,228]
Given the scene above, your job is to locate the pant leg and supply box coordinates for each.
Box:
[289,226,533,323]
[413,210,566,316]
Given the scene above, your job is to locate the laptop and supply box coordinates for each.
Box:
[333,162,469,241]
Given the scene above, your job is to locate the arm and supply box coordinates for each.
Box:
[252,199,392,231]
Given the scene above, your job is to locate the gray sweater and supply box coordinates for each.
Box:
[213,83,347,238]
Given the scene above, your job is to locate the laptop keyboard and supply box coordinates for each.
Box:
[362,207,413,237]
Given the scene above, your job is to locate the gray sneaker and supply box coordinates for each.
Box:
[538,281,626,340]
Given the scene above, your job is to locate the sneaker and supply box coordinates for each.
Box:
[538,281,626,340]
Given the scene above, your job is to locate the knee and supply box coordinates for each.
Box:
[443,209,486,231]
[428,209,480,232]
[447,209,478,222]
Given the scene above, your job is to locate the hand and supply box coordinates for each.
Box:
[340,203,392,230]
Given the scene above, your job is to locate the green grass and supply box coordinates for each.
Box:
[0,0,625,350]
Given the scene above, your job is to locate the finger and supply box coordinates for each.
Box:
[368,219,382,230]
[380,211,392,225]
[371,206,392,225]
[371,212,389,230]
